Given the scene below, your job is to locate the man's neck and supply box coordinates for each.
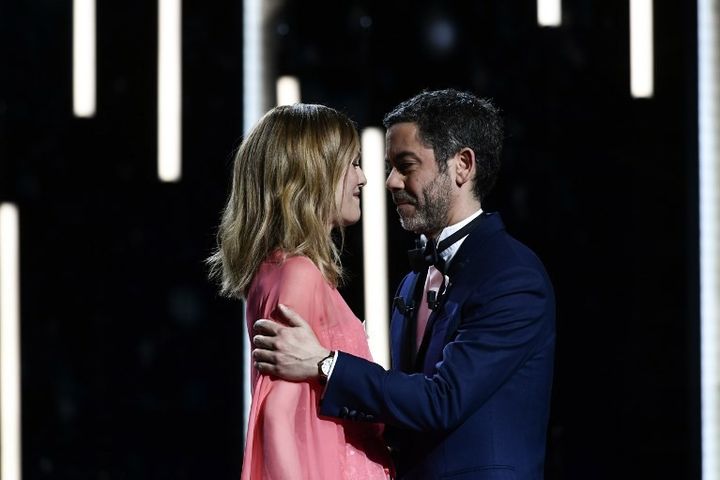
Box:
[425,201,483,240]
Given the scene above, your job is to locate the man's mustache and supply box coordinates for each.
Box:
[392,192,417,205]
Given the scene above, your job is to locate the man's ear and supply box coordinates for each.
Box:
[454,148,476,187]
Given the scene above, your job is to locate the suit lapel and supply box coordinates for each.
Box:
[390,270,425,372]
[413,213,507,371]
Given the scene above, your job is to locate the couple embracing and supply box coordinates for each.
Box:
[208,88,555,480]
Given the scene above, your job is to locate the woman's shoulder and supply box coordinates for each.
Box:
[279,254,321,274]
[247,253,332,327]
[260,252,327,287]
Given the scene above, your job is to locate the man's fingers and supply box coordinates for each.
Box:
[252,334,274,350]
[254,319,279,335]
[278,304,309,328]
[254,361,275,375]
[252,348,275,363]
[255,304,309,332]
[252,350,283,376]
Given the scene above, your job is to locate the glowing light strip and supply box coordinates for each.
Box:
[0,203,21,480]
[243,0,264,135]
[361,128,390,369]
[276,76,300,106]
[700,0,720,477]
[73,0,96,117]
[537,0,561,27]
[630,0,654,98]
[157,0,182,182]
[242,0,265,445]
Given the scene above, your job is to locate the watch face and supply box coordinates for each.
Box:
[321,358,332,375]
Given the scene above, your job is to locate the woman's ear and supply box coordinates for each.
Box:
[454,147,476,187]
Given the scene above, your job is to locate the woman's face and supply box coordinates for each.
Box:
[334,153,367,227]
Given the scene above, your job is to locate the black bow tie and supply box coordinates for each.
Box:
[408,239,444,274]
[407,213,487,274]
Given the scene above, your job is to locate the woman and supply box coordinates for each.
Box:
[207,104,393,479]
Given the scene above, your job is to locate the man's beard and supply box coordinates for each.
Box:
[396,171,452,235]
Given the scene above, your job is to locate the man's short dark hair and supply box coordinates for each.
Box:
[383,88,504,201]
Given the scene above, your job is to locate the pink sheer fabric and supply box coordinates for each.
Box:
[241,252,393,480]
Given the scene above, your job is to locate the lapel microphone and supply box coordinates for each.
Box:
[427,290,440,311]
[393,297,414,316]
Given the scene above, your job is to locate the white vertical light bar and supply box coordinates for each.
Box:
[630,0,654,98]
[275,76,300,106]
[243,0,264,445]
[72,0,96,117]
[700,0,720,477]
[243,0,264,135]
[0,203,21,480]
[158,0,182,182]
[361,128,390,369]
[537,0,562,27]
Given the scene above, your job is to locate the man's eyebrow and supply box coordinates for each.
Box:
[388,151,420,162]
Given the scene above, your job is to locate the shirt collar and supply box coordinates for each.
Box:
[421,208,484,266]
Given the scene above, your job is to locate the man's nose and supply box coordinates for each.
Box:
[386,168,403,191]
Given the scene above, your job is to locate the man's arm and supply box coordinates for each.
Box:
[255,266,554,433]
[322,266,554,432]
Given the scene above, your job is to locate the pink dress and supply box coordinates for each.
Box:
[241,252,393,480]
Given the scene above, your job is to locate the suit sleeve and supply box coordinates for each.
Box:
[319,265,554,432]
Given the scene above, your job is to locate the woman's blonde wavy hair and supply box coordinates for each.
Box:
[206,103,361,299]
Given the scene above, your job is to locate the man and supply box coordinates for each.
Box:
[252,89,556,479]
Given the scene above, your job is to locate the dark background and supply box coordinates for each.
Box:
[0,0,699,478]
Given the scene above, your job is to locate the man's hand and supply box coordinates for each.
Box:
[252,304,330,382]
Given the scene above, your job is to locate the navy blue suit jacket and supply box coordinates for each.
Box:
[320,213,556,479]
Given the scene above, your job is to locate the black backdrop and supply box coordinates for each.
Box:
[0,0,699,478]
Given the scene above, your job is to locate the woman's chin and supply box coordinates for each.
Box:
[331,213,361,229]
[343,213,361,227]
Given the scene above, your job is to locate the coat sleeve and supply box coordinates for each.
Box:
[319,265,555,432]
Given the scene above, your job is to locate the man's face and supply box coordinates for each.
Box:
[385,122,452,236]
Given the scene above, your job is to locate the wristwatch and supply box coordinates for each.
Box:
[317,351,336,385]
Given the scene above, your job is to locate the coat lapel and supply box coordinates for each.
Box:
[390,270,425,372]
[414,213,507,372]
